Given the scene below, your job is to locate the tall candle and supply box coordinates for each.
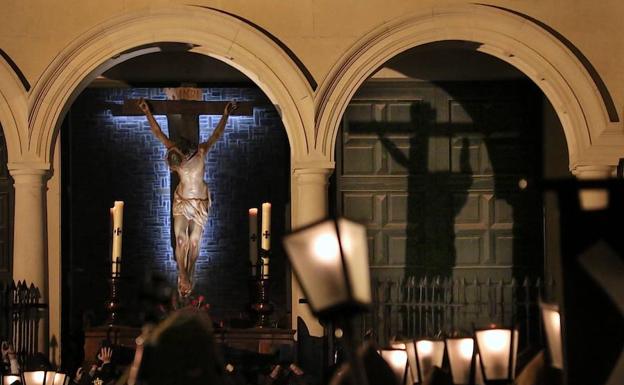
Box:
[261,202,271,251]
[110,208,115,274]
[111,201,124,274]
[249,208,258,265]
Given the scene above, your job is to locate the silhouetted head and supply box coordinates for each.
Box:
[138,309,226,385]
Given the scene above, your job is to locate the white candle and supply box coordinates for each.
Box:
[261,202,271,251]
[249,208,258,265]
[110,208,115,274]
[111,201,124,274]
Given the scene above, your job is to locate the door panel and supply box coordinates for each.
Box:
[336,80,543,282]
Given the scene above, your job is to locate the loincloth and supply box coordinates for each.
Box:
[172,189,211,229]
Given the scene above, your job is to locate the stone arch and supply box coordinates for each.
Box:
[315,4,623,171]
[0,57,27,165]
[28,5,315,169]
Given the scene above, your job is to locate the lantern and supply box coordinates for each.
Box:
[415,339,445,384]
[445,337,475,385]
[540,302,563,370]
[380,349,409,385]
[282,217,371,320]
[474,327,518,384]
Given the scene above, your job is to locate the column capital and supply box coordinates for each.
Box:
[293,166,333,180]
[571,165,614,211]
[7,160,50,172]
[292,159,335,172]
[571,165,616,178]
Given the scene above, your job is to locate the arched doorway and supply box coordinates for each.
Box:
[317,3,620,348]
[20,5,315,363]
[334,41,569,344]
[60,49,292,368]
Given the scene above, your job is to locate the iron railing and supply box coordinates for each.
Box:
[0,281,47,367]
[358,275,553,350]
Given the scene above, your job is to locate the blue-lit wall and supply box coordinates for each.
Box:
[65,87,289,325]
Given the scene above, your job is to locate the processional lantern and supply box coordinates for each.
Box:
[283,217,372,385]
[2,374,21,385]
[20,371,60,385]
[52,373,70,385]
[445,337,475,385]
[540,301,563,370]
[415,339,445,384]
[282,217,371,320]
[474,327,518,385]
[379,349,409,385]
[543,178,624,385]
[391,339,445,385]
[391,341,418,384]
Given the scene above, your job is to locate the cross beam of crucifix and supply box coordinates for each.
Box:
[115,99,260,116]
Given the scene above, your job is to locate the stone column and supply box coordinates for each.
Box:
[291,166,333,337]
[573,165,616,211]
[9,166,49,354]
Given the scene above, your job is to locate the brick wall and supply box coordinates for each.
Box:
[65,87,289,326]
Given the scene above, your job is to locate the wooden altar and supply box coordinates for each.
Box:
[84,325,296,365]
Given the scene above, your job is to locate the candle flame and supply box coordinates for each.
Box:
[313,234,339,263]
[458,338,474,359]
[417,340,434,356]
[482,329,509,352]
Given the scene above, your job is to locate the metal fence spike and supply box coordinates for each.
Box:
[368,274,546,347]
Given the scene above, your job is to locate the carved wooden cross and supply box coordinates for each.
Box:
[118,99,256,148]
[114,97,261,247]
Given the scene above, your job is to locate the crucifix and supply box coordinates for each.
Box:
[117,87,257,297]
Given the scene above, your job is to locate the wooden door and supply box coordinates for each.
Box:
[336,80,543,283]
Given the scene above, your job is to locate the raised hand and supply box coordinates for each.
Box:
[1,341,9,360]
[2,341,16,361]
[97,346,113,365]
[224,100,238,115]
[74,367,84,383]
[137,98,151,114]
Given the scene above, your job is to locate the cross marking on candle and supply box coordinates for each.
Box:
[262,231,270,239]
[113,228,122,236]
[250,234,257,242]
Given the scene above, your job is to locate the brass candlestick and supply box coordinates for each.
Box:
[105,258,122,326]
[249,250,273,327]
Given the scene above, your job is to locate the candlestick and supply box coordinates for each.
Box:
[249,208,258,265]
[261,255,270,278]
[261,202,271,251]
[111,201,124,275]
[250,249,273,327]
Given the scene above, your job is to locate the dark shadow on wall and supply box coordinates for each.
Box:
[375,102,473,278]
[341,80,544,282]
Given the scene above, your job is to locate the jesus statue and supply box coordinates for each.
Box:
[138,98,238,297]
